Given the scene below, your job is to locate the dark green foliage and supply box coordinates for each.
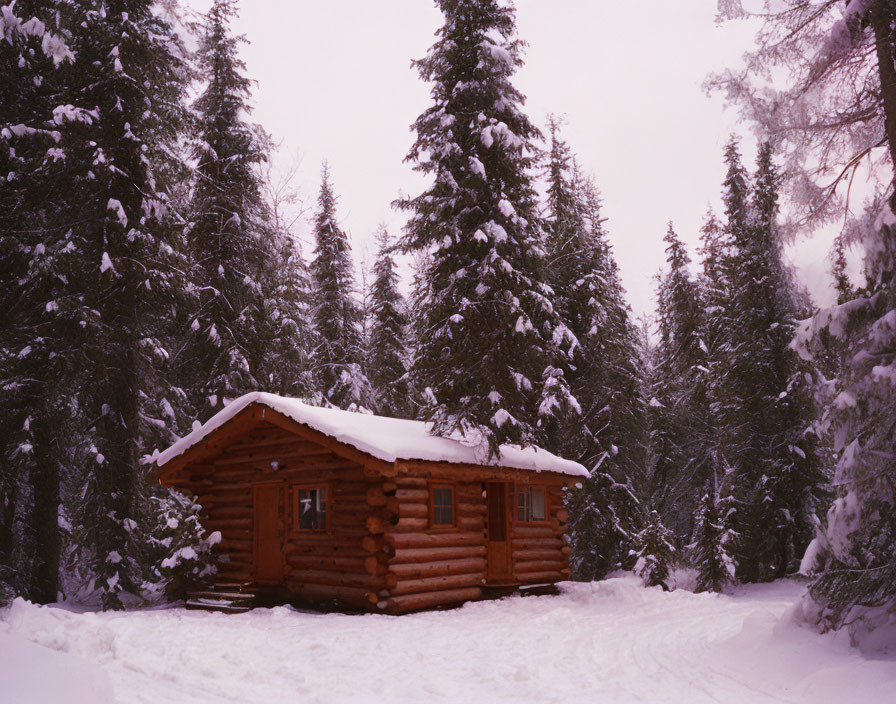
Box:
[398,0,576,458]
[567,473,641,582]
[706,139,825,584]
[310,164,369,410]
[367,227,411,418]
[182,0,272,421]
[691,493,737,593]
[633,510,675,588]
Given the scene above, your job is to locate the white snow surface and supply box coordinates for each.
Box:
[3,576,894,704]
[154,391,588,477]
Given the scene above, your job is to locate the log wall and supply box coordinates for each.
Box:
[510,483,571,584]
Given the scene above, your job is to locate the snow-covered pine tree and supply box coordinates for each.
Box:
[690,492,737,593]
[310,163,370,410]
[539,120,647,574]
[181,0,273,421]
[367,226,411,418]
[709,139,824,583]
[632,510,675,589]
[0,1,78,602]
[397,0,577,457]
[42,0,193,609]
[566,472,641,581]
[650,223,711,541]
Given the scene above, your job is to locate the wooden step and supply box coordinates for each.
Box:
[188,590,255,601]
[185,598,251,613]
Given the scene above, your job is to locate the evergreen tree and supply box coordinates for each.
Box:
[397,0,577,457]
[632,510,675,589]
[651,223,711,541]
[539,121,646,575]
[181,0,272,420]
[711,139,824,583]
[367,226,411,417]
[0,0,78,602]
[310,163,369,410]
[690,492,737,593]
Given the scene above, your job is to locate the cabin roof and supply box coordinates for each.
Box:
[153,392,589,477]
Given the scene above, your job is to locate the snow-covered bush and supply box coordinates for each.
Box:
[146,488,218,601]
[632,510,675,589]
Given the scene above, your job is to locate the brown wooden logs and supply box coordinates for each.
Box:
[389,572,484,596]
[388,558,486,580]
[379,587,482,614]
[385,531,483,549]
[391,545,486,564]
[286,582,378,607]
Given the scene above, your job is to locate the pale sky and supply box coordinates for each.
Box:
[188,0,842,316]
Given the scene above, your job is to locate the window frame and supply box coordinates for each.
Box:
[514,483,549,525]
[291,483,331,534]
[428,482,457,530]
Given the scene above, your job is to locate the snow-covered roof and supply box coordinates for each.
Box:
[154,392,589,478]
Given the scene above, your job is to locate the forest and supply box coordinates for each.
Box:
[1,0,894,656]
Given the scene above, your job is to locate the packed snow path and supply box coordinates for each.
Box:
[2,576,894,704]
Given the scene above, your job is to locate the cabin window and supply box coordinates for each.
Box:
[293,485,328,531]
[516,485,547,522]
[430,484,455,527]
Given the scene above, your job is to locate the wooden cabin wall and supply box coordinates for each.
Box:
[510,482,571,584]
[374,477,487,614]
[177,422,381,610]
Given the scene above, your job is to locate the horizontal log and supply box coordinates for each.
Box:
[389,558,486,580]
[206,506,252,519]
[287,570,384,589]
[286,542,367,557]
[382,482,398,494]
[390,572,484,596]
[399,503,429,519]
[456,517,484,531]
[512,525,555,539]
[385,532,483,549]
[203,518,252,530]
[395,489,428,502]
[514,570,565,584]
[512,549,565,562]
[286,555,366,572]
[457,502,486,515]
[391,545,486,565]
[513,559,567,573]
[393,517,429,532]
[511,537,564,550]
[380,587,483,614]
[286,582,378,607]
[395,477,428,488]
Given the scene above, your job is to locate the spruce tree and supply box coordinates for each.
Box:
[397,0,576,457]
[710,139,824,583]
[0,0,78,602]
[690,492,737,593]
[367,226,411,417]
[181,0,272,420]
[633,510,675,589]
[651,224,711,541]
[310,163,369,410]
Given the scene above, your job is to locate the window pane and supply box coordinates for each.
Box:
[297,487,326,530]
[432,487,453,525]
[517,489,527,522]
[530,487,546,521]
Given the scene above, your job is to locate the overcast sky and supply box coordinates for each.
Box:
[188,0,842,316]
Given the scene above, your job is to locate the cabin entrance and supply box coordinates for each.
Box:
[486,482,513,582]
[253,483,285,583]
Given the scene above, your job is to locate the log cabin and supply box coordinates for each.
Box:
[151,392,589,614]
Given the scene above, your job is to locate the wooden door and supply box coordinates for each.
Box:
[254,483,284,583]
[486,482,513,582]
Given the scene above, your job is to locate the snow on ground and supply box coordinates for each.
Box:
[1,576,894,704]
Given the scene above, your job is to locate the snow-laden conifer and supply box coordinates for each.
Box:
[397,0,577,457]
